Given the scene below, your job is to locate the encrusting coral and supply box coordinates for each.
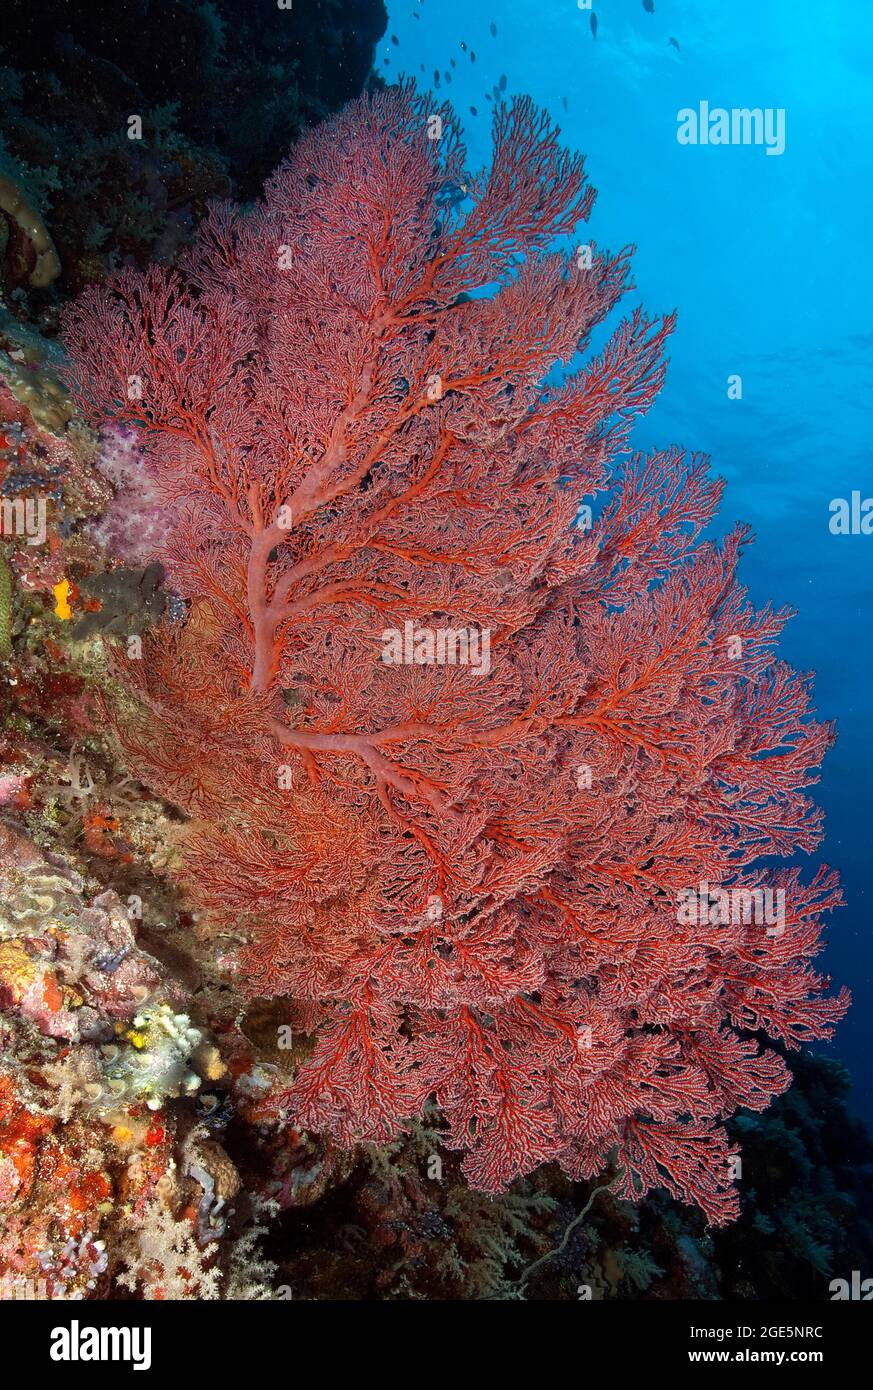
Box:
[60,84,849,1226]
[0,818,283,1299]
[0,171,60,290]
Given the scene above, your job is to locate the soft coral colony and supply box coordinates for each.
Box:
[61,85,848,1226]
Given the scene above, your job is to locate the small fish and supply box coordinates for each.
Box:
[591,12,598,39]
[643,0,654,12]
[470,105,478,115]
[668,35,681,51]
[498,73,507,91]
[95,947,131,975]
[562,96,568,111]
[391,34,399,44]
[420,64,425,72]
[445,72,451,82]
[485,92,492,102]
[490,21,497,37]
[434,69,440,84]
[450,57,456,67]
[461,41,467,52]
[471,50,476,62]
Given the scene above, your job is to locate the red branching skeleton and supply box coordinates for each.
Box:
[62,86,849,1224]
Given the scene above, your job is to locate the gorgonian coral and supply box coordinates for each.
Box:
[61,86,848,1223]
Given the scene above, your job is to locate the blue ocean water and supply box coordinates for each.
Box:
[384,0,873,1122]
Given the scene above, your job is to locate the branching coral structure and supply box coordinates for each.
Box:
[61,86,849,1225]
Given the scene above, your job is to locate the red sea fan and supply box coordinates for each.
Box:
[61,85,848,1224]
